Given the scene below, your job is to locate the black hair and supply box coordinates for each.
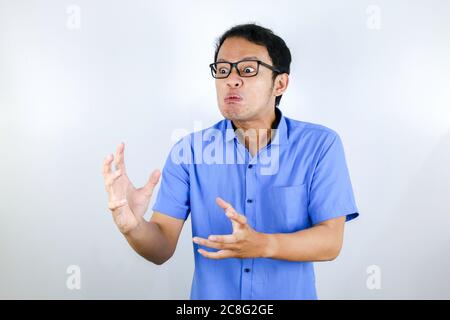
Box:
[214,23,291,107]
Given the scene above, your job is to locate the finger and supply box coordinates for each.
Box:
[216,197,239,217]
[105,169,123,188]
[226,211,248,226]
[143,169,161,196]
[102,154,114,177]
[215,197,247,229]
[216,197,234,211]
[114,142,126,172]
[207,234,238,244]
[108,198,128,211]
[197,249,234,260]
[193,237,237,250]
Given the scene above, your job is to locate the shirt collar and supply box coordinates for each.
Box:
[225,107,288,145]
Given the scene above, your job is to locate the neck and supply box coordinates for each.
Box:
[231,107,279,156]
[232,108,276,132]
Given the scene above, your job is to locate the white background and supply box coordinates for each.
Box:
[1,0,449,299]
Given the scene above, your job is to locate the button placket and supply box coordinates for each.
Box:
[241,161,256,300]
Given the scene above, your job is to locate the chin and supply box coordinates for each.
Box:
[219,103,249,120]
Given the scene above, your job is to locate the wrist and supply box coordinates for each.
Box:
[123,217,146,237]
[260,232,277,259]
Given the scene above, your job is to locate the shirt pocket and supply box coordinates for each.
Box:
[268,184,309,232]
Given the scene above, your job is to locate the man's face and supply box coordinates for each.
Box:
[214,37,279,122]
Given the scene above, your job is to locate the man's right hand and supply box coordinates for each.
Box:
[102,142,161,234]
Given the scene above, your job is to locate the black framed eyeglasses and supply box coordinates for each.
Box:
[209,59,281,79]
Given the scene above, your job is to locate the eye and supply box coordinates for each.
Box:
[243,67,255,73]
[218,67,229,74]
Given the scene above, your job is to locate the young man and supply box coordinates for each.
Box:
[102,24,359,299]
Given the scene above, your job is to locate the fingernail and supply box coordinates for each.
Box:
[209,236,216,241]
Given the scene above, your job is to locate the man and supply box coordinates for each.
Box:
[102,23,359,299]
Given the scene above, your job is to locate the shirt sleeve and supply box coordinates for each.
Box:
[307,131,359,225]
[152,137,191,221]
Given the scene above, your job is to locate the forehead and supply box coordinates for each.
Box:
[217,37,271,63]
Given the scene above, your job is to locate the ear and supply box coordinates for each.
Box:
[273,73,289,97]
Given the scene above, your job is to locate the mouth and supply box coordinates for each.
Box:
[224,94,243,104]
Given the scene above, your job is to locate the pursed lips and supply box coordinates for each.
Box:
[224,94,243,103]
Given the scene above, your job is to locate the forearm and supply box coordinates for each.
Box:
[123,219,172,265]
[263,223,343,262]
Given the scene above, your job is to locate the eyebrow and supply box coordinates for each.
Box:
[216,56,259,62]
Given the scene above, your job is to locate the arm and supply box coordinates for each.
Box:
[124,211,185,265]
[263,216,346,262]
[102,142,185,266]
[194,198,346,262]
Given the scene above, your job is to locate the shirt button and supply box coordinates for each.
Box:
[246,199,253,203]
[244,268,251,273]
[248,164,253,169]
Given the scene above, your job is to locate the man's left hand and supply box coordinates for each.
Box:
[192,197,269,259]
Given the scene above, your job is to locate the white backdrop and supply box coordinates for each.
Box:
[1,0,449,299]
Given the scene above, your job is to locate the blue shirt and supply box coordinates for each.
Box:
[153,108,359,300]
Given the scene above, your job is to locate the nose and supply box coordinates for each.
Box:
[226,67,243,88]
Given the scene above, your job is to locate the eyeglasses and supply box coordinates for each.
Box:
[209,59,281,79]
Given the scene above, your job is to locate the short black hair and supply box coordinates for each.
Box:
[214,23,291,107]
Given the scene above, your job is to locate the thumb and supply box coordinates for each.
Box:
[143,169,161,196]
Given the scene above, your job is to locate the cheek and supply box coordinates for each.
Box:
[246,79,272,98]
[216,81,226,96]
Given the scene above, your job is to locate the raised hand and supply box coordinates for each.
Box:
[102,142,160,234]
